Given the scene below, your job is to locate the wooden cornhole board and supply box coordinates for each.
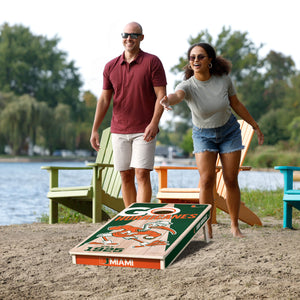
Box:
[69,203,211,270]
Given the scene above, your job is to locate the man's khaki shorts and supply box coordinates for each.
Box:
[111,133,156,171]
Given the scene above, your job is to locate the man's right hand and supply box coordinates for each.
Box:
[90,131,100,151]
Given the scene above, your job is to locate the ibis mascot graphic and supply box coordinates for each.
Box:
[92,221,177,248]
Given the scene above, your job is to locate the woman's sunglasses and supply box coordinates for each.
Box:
[189,55,207,61]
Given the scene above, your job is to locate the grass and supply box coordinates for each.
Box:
[240,188,286,219]
[38,206,92,224]
[234,188,299,229]
[244,146,300,168]
[38,205,116,224]
[38,188,300,226]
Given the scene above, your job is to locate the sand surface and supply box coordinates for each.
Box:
[1,216,299,299]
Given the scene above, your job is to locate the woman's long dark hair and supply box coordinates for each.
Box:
[184,43,232,80]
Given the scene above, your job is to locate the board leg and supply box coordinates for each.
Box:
[203,223,210,243]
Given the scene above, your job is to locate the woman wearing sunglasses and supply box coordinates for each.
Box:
[160,43,264,238]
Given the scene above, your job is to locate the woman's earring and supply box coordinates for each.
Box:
[188,64,192,70]
[208,63,212,69]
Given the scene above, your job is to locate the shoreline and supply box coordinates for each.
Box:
[0,156,95,163]
[0,156,277,171]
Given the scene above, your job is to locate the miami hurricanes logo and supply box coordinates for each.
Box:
[90,221,176,248]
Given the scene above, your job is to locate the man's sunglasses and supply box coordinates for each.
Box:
[189,55,207,61]
[121,33,142,39]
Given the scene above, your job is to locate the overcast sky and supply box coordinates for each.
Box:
[2,0,300,98]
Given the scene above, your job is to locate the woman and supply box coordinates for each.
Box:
[160,43,264,238]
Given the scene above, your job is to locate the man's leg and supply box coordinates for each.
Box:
[131,134,156,203]
[135,168,152,203]
[111,133,136,207]
[120,169,136,207]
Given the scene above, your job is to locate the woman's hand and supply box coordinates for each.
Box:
[160,96,172,111]
[255,127,264,145]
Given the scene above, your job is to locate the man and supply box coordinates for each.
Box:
[90,22,167,207]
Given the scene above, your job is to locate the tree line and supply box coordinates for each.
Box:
[0,23,111,155]
[0,23,299,156]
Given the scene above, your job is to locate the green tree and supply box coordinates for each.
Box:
[237,71,266,120]
[261,51,297,114]
[288,116,300,149]
[258,108,290,145]
[282,73,300,115]
[180,128,193,155]
[214,27,262,83]
[0,23,82,116]
[0,94,47,154]
[263,50,296,83]
[75,90,113,150]
[51,104,76,151]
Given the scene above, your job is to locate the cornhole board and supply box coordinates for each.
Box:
[69,203,211,270]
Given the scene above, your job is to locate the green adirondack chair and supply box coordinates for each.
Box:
[41,127,124,224]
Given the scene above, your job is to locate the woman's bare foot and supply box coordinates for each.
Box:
[231,226,245,238]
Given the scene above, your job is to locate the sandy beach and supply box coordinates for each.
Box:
[1,216,299,300]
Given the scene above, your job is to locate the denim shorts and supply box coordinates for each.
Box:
[192,114,244,154]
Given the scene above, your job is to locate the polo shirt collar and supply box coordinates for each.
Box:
[120,49,144,65]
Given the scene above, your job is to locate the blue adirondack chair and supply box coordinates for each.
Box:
[42,128,124,224]
[275,166,300,229]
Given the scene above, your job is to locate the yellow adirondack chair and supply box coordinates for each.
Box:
[41,127,124,224]
[154,120,262,226]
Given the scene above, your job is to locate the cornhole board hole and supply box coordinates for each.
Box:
[69,203,211,270]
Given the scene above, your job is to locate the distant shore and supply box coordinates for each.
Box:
[0,155,196,165]
[0,155,280,171]
[0,156,95,163]
[1,155,298,176]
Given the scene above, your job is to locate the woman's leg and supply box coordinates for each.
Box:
[195,151,218,238]
[220,150,244,237]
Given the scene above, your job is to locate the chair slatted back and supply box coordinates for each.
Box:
[216,120,254,198]
[95,128,121,198]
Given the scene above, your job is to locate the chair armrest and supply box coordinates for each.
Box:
[239,166,251,171]
[86,163,114,168]
[275,166,300,171]
[41,166,92,170]
[41,166,93,189]
[154,165,252,190]
[86,163,115,182]
[154,166,198,171]
[274,166,300,191]
[154,165,224,190]
[154,166,198,190]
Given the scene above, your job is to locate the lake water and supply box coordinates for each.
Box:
[0,161,299,226]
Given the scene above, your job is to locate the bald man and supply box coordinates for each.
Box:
[90,22,167,207]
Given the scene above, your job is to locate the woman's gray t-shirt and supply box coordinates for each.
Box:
[175,75,236,128]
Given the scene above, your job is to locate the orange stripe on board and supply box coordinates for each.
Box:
[74,255,162,269]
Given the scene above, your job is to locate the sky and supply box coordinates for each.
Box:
[1,0,300,100]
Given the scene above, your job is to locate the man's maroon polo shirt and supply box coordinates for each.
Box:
[103,50,167,134]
